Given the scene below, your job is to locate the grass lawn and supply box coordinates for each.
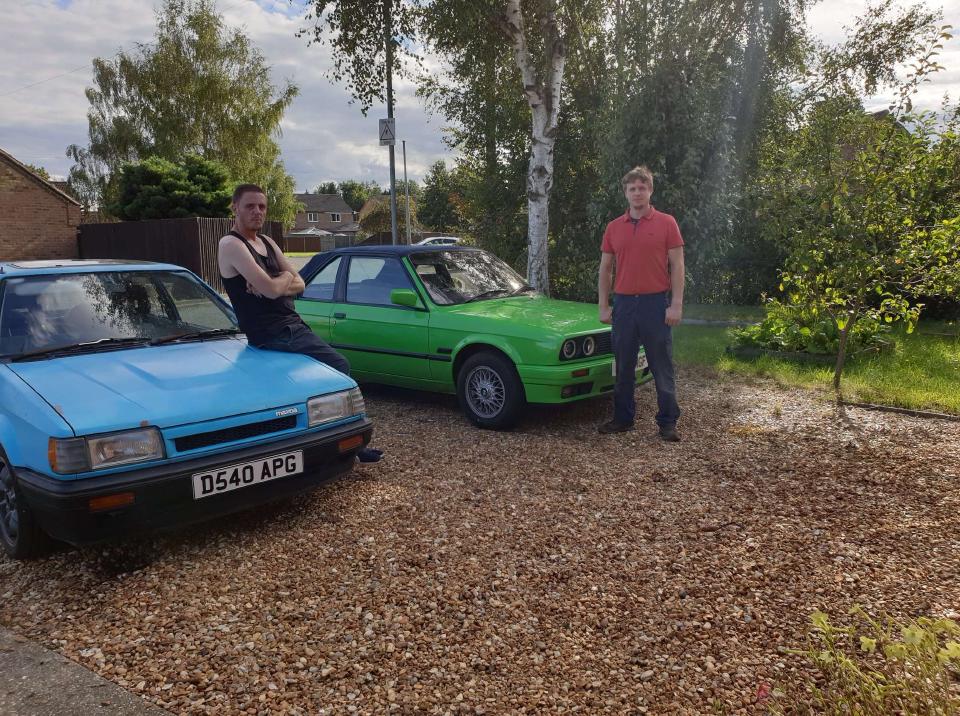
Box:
[286,251,316,257]
[674,313,960,415]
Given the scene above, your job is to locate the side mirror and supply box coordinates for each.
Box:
[390,288,421,308]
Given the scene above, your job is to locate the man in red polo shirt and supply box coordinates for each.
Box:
[598,165,684,440]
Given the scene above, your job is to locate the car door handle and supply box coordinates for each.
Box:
[333,312,346,319]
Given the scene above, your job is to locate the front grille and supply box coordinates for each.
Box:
[174,416,297,452]
[595,332,613,355]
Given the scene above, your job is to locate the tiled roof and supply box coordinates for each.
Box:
[295,193,354,213]
[0,147,81,206]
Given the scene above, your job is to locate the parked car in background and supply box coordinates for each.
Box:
[297,246,652,429]
[414,236,461,246]
[0,259,372,558]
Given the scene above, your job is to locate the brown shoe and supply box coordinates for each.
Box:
[658,425,681,442]
[599,420,634,434]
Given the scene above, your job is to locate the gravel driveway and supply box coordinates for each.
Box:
[1,367,958,714]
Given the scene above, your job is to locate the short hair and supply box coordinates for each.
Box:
[232,183,266,204]
[621,166,654,190]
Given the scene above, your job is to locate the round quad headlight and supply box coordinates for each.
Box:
[561,339,577,359]
[582,336,596,357]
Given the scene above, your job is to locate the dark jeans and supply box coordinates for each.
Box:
[611,292,680,427]
[256,321,350,376]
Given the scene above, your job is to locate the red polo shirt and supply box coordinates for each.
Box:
[601,207,684,295]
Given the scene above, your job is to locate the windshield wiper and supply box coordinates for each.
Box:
[465,289,511,303]
[149,327,242,345]
[508,285,536,296]
[10,336,150,362]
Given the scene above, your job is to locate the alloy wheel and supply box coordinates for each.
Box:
[465,366,506,419]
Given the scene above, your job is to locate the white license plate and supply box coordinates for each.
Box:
[192,450,304,500]
[612,352,649,376]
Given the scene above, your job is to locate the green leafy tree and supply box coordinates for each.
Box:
[314,181,338,194]
[419,160,462,231]
[107,155,231,220]
[755,18,960,390]
[338,179,381,211]
[67,0,299,224]
[25,164,51,181]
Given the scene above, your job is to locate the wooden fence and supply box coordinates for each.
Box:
[77,218,284,294]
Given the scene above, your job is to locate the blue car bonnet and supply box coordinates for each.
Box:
[7,339,355,435]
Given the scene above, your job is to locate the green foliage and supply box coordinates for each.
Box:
[733,300,890,355]
[67,0,299,225]
[24,163,51,181]
[314,181,338,195]
[338,180,381,212]
[107,155,231,221]
[774,608,960,714]
[418,160,463,232]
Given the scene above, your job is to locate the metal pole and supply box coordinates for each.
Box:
[403,140,411,244]
[384,0,399,245]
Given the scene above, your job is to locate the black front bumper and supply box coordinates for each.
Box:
[14,419,373,546]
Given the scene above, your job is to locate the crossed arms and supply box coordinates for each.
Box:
[218,235,305,299]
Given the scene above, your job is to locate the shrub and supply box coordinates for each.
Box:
[732,300,891,356]
[774,607,960,715]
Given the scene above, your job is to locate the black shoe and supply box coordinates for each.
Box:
[357,447,384,463]
[658,425,681,442]
[599,420,634,434]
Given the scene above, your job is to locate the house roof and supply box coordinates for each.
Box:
[295,193,354,214]
[0,147,82,207]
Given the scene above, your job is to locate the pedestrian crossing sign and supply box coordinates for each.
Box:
[379,118,396,146]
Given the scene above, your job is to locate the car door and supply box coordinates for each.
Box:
[295,256,343,342]
[329,255,431,381]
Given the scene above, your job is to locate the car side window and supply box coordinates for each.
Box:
[302,257,342,301]
[346,257,413,306]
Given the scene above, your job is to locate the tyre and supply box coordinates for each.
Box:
[0,448,52,559]
[456,351,525,430]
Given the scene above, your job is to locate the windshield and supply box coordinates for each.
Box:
[409,250,528,305]
[0,271,237,358]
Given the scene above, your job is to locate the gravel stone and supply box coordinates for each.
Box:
[1,368,958,714]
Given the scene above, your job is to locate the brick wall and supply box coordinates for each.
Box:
[0,161,80,261]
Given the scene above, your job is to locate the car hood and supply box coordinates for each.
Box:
[439,295,606,337]
[7,339,355,435]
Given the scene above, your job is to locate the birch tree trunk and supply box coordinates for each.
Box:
[501,0,565,295]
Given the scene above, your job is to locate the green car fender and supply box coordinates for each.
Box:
[447,333,526,382]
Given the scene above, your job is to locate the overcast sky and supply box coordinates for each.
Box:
[1,0,957,191]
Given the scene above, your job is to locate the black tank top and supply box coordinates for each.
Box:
[220,231,301,345]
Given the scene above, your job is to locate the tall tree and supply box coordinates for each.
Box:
[419,160,462,231]
[338,179,381,211]
[314,181,338,194]
[67,0,300,225]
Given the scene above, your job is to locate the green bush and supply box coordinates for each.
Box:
[774,607,960,715]
[732,300,891,355]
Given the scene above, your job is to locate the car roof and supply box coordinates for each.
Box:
[298,244,482,281]
[0,259,186,277]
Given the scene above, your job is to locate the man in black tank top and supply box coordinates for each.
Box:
[218,184,382,462]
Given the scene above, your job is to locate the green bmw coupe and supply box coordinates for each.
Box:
[296,245,651,429]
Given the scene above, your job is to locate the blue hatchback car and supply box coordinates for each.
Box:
[0,259,373,558]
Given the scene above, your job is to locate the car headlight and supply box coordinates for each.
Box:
[308,388,365,427]
[49,428,164,473]
[582,336,596,357]
[561,339,577,359]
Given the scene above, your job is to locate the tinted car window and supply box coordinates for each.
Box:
[345,257,413,306]
[0,271,236,356]
[302,257,342,301]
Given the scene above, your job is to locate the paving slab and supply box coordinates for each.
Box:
[0,627,170,716]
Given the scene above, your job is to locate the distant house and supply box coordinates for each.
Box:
[0,147,81,260]
[291,193,361,238]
